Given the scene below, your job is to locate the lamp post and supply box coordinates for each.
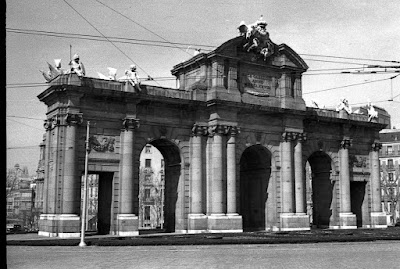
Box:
[79,121,90,247]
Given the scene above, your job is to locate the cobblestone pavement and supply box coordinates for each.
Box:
[7,241,400,269]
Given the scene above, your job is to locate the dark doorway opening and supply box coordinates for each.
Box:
[81,172,113,235]
[97,172,113,234]
[240,145,271,231]
[350,181,366,227]
[307,152,333,228]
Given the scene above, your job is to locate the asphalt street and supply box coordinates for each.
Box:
[7,241,400,269]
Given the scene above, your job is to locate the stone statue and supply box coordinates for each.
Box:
[124,64,141,90]
[97,67,117,80]
[367,101,378,121]
[40,59,64,82]
[336,98,352,114]
[238,16,276,61]
[69,54,85,76]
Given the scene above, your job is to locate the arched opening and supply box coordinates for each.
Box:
[138,139,181,233]
[306,151,333,228]
[240,145,271,231]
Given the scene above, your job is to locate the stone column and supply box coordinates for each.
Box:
[226,127,238,214]
[42,119,52,214]
[188,124,208,232]
[38,119,57,237]
[207,124,242,233]
[338,138,357,228]
[281,132,294,214]
[280,132,310,231]
[292,133,310,230]
[370,142,387,228]
[211,125,224,214]
[62,113,83,215]
[117,117,140,236]
[294,133,305,214]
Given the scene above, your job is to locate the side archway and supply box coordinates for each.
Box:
[307,151,334,228]
[141,138,182,233]
[239,145,272,231]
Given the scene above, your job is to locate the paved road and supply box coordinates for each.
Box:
[7,241,400,269]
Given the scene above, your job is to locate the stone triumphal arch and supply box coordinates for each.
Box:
[38,19,390,237]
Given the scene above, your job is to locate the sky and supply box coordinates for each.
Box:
[6,0,400,175]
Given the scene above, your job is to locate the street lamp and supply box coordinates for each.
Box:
[79,121,90,247]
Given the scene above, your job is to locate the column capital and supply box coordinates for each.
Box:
[297,133,307,142]
[191,124,208,137]
[65,113,83,126]
[207,124,240,137]
[340,138,352,149]
[371,141,382,152]
[282,131,296,142]
[43,119,53,131]
[122,117,140,131]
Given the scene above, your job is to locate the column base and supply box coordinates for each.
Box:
[38,214,81,238]
[207,214,243,233]
[280,213,311,231]
[117,214,139,236]
[339,212,357,229]
[188,214,208,233]
[370,212,388,228]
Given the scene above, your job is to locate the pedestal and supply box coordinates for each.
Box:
[38,214,80,238]
[207,214,243,233]
[370,212,388,228]
[188,214,208,233]
[280,213,310,231]
[339,212,357,229]
[117,214,139,236]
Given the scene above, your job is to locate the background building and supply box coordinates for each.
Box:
[380,129,400,225]
[138,144,165,230]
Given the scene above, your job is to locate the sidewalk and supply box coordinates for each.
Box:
[7,227,400,247]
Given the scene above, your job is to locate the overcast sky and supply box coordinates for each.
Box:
[6,0,400,174]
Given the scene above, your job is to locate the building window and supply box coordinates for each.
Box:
[388,173,394,182]
[145,159,151,168]
[145,145,152,154]
[144,188,151,200]
[144,206,151,221]
[145,175,151,182]
[388,159,394,169]
[387,146,393,155]
[161,159,164,168]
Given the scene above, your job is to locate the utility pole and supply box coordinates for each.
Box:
[79,121,90,247]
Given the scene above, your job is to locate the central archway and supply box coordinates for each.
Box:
[307,151,333,228]
[240,145,272,231]
[140,138,181,233]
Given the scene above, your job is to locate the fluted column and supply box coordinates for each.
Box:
[369,141,387,228]
[371,142,383,212]
[210,125,224,214]
[62,113,83,214]
[190,124,207,214]
[42,119,52,214]
[281,132,294,214]
[117,117,140,236]
[227,126,239,214]
[339,138,352,213]
[294,133,306,214]
[120,117,140,214]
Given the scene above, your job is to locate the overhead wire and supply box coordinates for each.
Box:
[7,28,399,67]
[62,0,162,86]
[303,75,399,95]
